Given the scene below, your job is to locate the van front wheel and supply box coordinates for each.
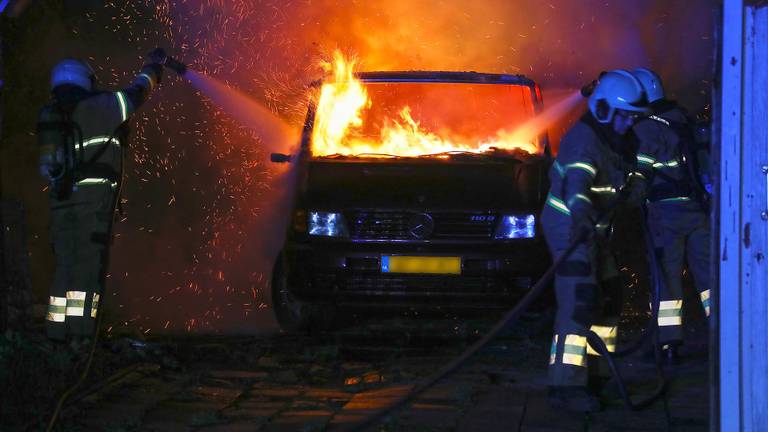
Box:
[271,257,335,332]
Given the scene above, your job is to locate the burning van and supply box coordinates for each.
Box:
[271,57,552,330]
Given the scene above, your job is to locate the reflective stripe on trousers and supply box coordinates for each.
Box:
[550,334,588,367]
[550,326,618,361]
[656,293,711,326]
[658,299,683,327]
[91,293,100,318]
[700,289,711,317]
[586,325,617,356]
[48,293,100,322]
[47,296,67,323]
[65,290,87,317]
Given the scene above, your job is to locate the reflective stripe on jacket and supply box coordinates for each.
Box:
[632,104,692,202]
[546,117,629,220]
[36,64,161,182]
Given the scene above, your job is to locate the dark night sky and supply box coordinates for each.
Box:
[1,0,717,334]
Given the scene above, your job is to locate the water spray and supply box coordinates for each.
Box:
[185,70,299,154]
[147,48,298,156]
[506,90,586,145]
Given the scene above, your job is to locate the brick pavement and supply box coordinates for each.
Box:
[57,317,709,432]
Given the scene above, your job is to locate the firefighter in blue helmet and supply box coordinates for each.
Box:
[629,68,712,363]
[38,49,167,342]
[543,70,649,412]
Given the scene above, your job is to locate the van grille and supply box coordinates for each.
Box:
[346,210,497,241]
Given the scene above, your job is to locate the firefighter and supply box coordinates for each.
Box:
[630,68,711,363]
[38,49,166,342]
[543,69,649,412]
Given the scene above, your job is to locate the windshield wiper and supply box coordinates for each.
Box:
[419,150,497,159]
[317,149,535,160]
[318,153,404,159]
[354,153,404,158]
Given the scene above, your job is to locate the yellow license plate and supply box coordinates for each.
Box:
[381,256,461,275]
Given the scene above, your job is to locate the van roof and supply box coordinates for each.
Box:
[355,71,536,87]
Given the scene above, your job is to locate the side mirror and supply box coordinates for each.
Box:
[270,153,292,163]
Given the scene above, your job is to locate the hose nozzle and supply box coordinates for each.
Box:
[147,48,188,76]
[580,80,598,98]
[580,71,609,98]
[164,56,187,76]
[270,153,292,163]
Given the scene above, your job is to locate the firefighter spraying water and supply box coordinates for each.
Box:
[39,48,185,343]
[541,70,650,412]
[39,48,186,431]
[39,46,301,431]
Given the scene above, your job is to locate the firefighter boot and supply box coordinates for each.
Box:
[662,343,681,366]
[547,386,601,413]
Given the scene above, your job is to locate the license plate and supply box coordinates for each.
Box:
[381,256,461,275]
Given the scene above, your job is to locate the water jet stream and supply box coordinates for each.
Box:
[184,70,299,154]
[509,90,585,146]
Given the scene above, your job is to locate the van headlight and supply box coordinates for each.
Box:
[494,214,536,239]
[308,211,349,237]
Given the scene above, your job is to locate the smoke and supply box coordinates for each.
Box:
[97,0,715,335]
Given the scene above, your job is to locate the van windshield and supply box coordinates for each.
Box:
[311,81,542,159]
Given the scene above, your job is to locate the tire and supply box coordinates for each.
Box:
[271,256,336,332]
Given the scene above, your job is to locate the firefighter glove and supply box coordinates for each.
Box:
[570,213,596,245]
[39,154,62,181]
[41,164,64,182]
[147,48,167,65]
[622,174,647,207]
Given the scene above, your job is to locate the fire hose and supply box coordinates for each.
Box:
[586,205,668,410]
[338,206,668,432]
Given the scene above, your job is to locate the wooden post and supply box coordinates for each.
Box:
[718,1,768,430]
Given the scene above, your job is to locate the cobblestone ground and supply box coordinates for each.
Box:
[47,313,709,432]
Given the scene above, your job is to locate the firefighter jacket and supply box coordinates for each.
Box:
[37,63,163,192]
[545,114,632,227]
[632,101,701,205]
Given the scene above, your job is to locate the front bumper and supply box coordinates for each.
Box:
[283,239,551,309]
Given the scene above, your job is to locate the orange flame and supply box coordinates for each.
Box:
[312,52,370,156]
[311,51,541,158]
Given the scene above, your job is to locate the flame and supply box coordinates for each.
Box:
[312,52,371,156]
[311,51,541,158]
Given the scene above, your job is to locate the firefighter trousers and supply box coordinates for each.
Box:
[542,207,623,388]
[46,183,117,340]
[647,201,711,345]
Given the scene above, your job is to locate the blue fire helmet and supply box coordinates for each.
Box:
[588,69,650,124]
[50,59,95,92]
[632,68,665,103]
